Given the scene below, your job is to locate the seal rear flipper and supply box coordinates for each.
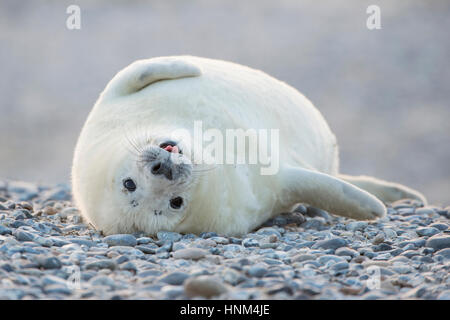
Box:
[280,166,386,220]
[100,56,202,100]
[338,174,427,205]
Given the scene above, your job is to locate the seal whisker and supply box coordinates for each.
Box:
[122,127,144,156]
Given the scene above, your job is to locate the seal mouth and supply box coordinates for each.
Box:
[159,141,182,154]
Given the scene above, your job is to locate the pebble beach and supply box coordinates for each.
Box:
[0,180,449,300]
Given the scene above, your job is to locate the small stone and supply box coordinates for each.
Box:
[434,248,450,260]
[34,236,54,247]
[43,206,58,215]
[36,255,62,270]
[247,265,267,278]
[90,275,116,288]
[199,232,218,239]
[137,237,154,245]
[437,290,450,300]
[292,254,316,262]
[172,248,207,260]
[416,227,440,237]
[0,225,12,235]
[392,264,414,274]
[301,217,326,230]
[159,272,190,285]
[401,250,419,259]
[332,262,349,271]
[372,233,385,245]
[44,284,72,295]
[242,238,259,248]
[318,255,345,265]
[335,247,359,258]
[119,261,138,272]
[103,234,137,247]
[346,221,368,232]
[209,237,230,245]
[157,231,182,242]
[373,243,392,252]
[59,207,79,218]
[41,275,70,287]
[429,223,448,231]
[256,227,282,238]
[383,228,398,239]
[156,241,173,253]
[184,276,228,298]
[85,260,117,271]
[161,285,184,299]
[312,237,347,250]
[415,207,436,215]
[41,186,71,202]
[425,235,450,251]
[13,230,35,242]
[136,244,157,254]
[259,242,278,249]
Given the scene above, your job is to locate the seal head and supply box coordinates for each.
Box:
[72,57,201,235]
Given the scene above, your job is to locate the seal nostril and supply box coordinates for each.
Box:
[151,162,161,174]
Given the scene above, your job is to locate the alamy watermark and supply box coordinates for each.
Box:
[66,5,81,30]
[366,265,381,290]
[367,5,381,30]
[167,121,280,175]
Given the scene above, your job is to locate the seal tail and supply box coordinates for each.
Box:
[337,174,427,205]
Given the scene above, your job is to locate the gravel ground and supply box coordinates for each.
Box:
[0,179,449,300]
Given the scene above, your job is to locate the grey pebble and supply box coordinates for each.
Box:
[136,244,157,254]
[44,284,72,295]
[184,276,228,298]
[429,223,448,231]
[425,235,450,251]
[103,234,137,247]
[247,264,267,278]
[416,227,440,237]
[437,290,450,300]
[434,248,450,260]
[157,231,182,242]
[335,247,359,258]
[172,248,207,260]
[346,221,368,232]
[159,272,190,285]
[209,236,230,245]
[13,229,35,242]
[90,275,116,288]
[136,237,154,245]
[85,260,117,271]
[312,237,347,250]
[331,261,349,271]
[318,255,345,265]
[0,225,12,235]
[242,238,259,248]
[35,255,62,270]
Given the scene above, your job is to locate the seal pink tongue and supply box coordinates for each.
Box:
[164,145,179,153]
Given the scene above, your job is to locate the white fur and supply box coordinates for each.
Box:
[72,56,426,236]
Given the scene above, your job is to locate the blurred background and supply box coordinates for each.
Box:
[0,0,449,205]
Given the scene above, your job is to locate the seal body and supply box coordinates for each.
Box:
[72,56,426,236]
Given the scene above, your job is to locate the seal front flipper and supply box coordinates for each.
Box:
[100,56,202,100]
[279,166,386,220]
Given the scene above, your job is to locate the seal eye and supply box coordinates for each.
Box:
[123,179,136,192]
[170,197,183,209]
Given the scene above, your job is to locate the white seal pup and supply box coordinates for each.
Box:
[71,56,427,236]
